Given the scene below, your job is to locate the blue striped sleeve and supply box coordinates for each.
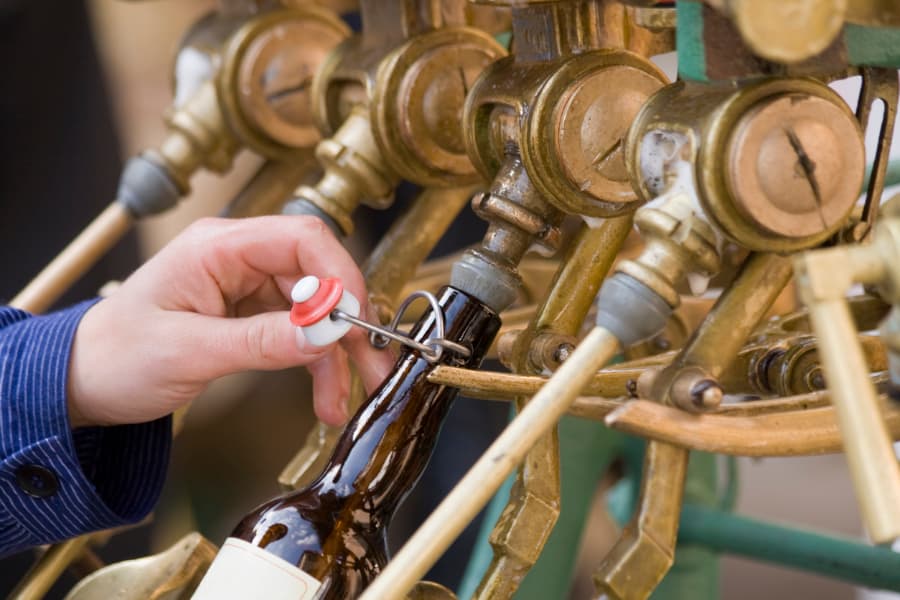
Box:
[0,302,172,557]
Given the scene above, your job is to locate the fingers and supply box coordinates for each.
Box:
[158,216,367,313]
[233,276,291,318]
[307,349,352,426]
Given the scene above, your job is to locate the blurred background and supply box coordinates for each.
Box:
[0,1,897,598]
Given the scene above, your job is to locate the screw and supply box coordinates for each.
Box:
[809,370,826,390]
[690,379,724,409]
[625,379,639,398]
[553,343,575,365]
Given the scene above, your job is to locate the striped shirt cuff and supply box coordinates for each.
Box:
[0,302,171,557]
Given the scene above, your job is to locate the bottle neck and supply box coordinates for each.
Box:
[307,286,500,524]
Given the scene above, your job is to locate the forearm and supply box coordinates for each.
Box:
[0,303,171,557]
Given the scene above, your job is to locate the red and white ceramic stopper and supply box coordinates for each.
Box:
[290,275,360,346]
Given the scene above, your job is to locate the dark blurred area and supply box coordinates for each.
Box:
[0,0,140,596]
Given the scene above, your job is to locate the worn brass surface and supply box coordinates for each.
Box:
[476,216,632,599]
[593,441,687,600]
[720,295,890,397]
[520,51,667,216]
[371,28,506,186]
[63,533,217,600]
[291,106,398,234]
[217,5,350,158]
[290,0,499,232]
[463,2,668,218]
[615,194,721,309]
[278,186,475,490]
[645,253,794,412]
[725,93,865,239]
[627,78,864,252]
[606,396,900,457]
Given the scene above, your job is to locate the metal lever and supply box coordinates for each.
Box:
[332,290,471,363]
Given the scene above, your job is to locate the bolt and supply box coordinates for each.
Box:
[690,379,724,410]
[809,369,826,390]
[625,379,639,398]
[654,336,671,351]
[553,343,575,365]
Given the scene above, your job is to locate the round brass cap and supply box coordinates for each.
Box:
[220,8,349,158]
[730,0,847,64]
[523,50,667,217]
[725,92,864,240]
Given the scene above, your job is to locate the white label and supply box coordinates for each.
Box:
[192,537,322,600]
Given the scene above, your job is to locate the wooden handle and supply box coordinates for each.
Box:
[11,202,133,313]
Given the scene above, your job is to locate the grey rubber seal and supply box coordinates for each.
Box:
[116,154,181,218]
[281,198,342,237]
[595,272,673,348]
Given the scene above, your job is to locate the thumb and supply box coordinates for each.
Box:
[183,311,331,381]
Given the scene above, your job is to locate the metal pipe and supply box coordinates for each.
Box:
[679,504,900,592]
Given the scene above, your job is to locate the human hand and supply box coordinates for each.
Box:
[66,216,395,429]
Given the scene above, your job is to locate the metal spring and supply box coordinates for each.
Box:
[331,290,471,363]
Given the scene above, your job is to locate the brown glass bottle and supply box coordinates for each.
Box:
[194,286,500,600]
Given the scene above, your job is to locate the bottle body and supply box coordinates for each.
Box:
[193,286,500,599]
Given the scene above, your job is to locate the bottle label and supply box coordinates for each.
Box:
[192,537,322,600]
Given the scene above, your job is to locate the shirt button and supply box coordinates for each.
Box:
[15,464,60,498]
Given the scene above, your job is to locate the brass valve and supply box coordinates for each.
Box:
[463,3,668,219]
[371,27,506,187]
[626,78,865,253]
[287,106,398,235]
[596,189,721,348]
[620,195,721,309]
[283,0,506,234]
[137,4,349,204]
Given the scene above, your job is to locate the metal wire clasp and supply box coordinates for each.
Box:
[331,291,471,363]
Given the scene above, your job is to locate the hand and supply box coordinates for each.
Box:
[66,216,395,428]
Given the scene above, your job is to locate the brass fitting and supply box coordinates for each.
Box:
[451,155,563,312]
[497,329,578,373]
[622,196,720,308]
[626,78,865,253]
[371,28,506,187]
[156,79,236,192]
[283,0,504,232]
[156,4,349,193]
[749,339,827,397]
[596,192,721,348]
[216,6,350,159]
[288,106,398,235]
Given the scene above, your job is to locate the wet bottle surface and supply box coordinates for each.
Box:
[193,286,500,600]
